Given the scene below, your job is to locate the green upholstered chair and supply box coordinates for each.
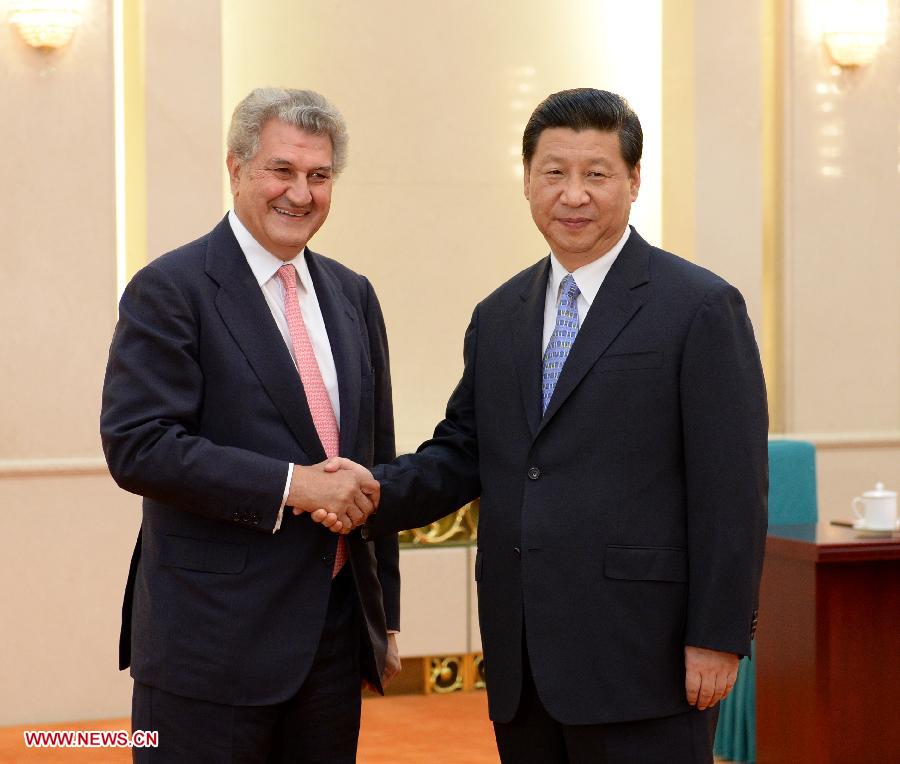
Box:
[765,439,819,525]
[713,439,817,762]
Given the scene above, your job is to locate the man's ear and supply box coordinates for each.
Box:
[226,154,241,196]
[629,161,641,202]
[523,163,531,200]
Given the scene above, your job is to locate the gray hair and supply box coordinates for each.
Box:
[227,88,349,176]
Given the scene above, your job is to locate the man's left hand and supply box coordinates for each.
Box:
[382,633,401,688]
[684,645,739,710]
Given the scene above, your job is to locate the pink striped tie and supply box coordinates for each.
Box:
[277,264,347,577]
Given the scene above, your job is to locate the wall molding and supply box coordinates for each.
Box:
[770,432,900,450]
[0,457,109,479]
[3,433,896,478]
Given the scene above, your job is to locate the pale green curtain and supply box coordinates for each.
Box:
[714,646,756,762]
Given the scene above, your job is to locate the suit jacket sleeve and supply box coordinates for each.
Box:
[100,263,288,530]
[363,278,402,631]
[367,307,482,539]
[680,282,768,657]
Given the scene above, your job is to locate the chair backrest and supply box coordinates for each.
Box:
[767,439,818,525]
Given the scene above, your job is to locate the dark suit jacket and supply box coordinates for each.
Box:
[367,228,767,725]
[101,215,399,706]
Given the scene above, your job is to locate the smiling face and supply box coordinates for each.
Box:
[227,119,334,260]
[524,127,640,271]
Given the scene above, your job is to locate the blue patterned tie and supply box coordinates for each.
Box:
[542,273,581,413]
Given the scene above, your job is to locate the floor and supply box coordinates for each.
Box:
[0,691,499,763]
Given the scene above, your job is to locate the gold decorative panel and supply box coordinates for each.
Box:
[399,500,479,546]
[471,653,486,690]
[424,654,486,694]
[426,656,465,694]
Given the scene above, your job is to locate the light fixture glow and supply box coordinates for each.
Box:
[821,0,889,67]
[8,1,83,49]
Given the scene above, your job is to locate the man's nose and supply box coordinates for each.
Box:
[560,177,589,207]
[285,177,312,206]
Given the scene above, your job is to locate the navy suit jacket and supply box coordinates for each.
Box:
[366,228,768,725]
[101,215,399,705]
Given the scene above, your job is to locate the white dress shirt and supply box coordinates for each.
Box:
[228,210,340,532]
[542,226,631,353]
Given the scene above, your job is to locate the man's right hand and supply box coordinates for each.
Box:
[287,460,380,532]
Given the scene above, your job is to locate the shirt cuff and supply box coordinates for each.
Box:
[387,630,400,635]
[273,463,293,534]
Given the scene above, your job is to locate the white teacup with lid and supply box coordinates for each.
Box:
[851,482,898,530]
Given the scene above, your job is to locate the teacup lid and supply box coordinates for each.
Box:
[864,482,897,498]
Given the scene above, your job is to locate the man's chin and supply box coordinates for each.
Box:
[266,228,312,251]
[552,238,597,257]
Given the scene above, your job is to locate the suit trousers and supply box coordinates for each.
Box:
[132,566,361,763]
[493,634,718,764]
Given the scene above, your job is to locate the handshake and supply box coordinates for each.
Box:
[287,457,379,533]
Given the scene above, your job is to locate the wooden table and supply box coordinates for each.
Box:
[757,523,900,762]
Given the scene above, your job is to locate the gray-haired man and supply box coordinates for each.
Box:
[101,88,400,761]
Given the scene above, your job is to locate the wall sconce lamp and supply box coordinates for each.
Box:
[821,0,889,67]
[8,0,84,50]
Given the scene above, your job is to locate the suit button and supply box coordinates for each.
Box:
[323,554,335,565]
[527,467,541,480]
[514,547,521,557]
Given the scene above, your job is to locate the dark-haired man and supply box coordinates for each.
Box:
[326,88,768,763]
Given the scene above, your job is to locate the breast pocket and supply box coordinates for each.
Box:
[593,351,662,373]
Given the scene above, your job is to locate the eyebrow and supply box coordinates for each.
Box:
[267,158,333,172]
[540,154,614,169]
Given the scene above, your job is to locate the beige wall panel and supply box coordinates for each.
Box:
[784,0,900,433]
[661,0,696,263]
[814,445,900,525]
[397,547,469,657]
[145,0,224,260]
[691,0,764,330]
[222,0,662,450]
[0,474,141,725]
[0,1,117,459]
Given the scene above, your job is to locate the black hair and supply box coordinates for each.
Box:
[522,88,642,169]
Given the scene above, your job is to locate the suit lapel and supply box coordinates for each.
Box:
[205,217,327,462]
[511,259,551,438]
[536,228,651,438]
[305,250,362,458]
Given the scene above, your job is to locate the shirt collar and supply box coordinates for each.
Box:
[548,226,631,307]
[228,209,313,292]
